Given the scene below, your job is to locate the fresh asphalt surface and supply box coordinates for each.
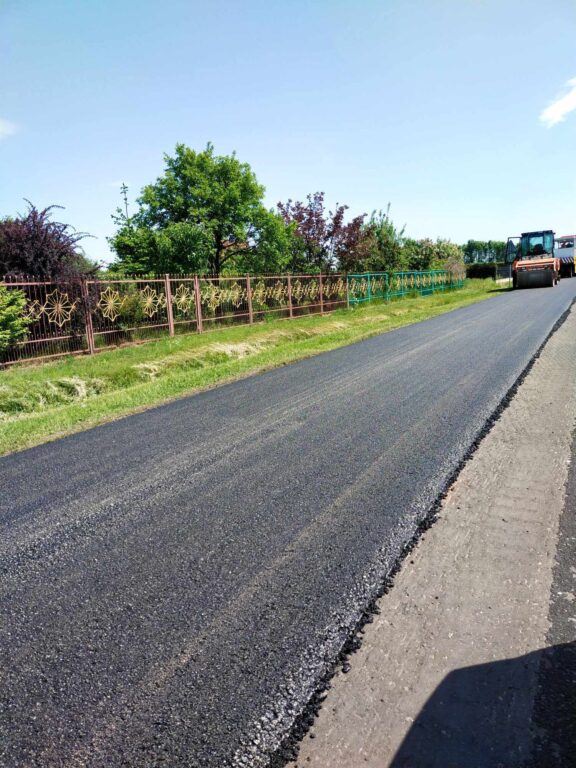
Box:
[2,281,576,767]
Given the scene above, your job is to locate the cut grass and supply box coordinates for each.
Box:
[0,280,505,456]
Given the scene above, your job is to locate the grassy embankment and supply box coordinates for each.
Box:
[0,280,505,456]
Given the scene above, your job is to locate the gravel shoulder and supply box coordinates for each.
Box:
[529,427,576,767]
[290,305,576,768]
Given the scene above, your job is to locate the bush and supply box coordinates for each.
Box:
[465,262,501,279]
[0,286,30,356]
[0,201,94,279]
[116,289,146,330]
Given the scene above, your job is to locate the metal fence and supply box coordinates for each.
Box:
[347,269,464,305]
[1,273,348,365]
[1,269,464,366]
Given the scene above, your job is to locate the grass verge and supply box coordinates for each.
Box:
[0,280,505,456]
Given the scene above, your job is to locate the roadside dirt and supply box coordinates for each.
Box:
[290,307,576,767]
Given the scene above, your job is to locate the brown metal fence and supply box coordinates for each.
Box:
[1,272,349,366]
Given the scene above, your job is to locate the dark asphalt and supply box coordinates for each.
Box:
[2,281,576,768]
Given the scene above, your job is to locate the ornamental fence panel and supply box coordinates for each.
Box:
[346,269,464,304]
[1,269,463,366]
[1,275,88,363]
[88,276,173,351]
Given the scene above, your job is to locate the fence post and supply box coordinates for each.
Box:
[164,274,175,337]
[346,274,350,308]
[246,274,254,324]
[287,274,294,318]
[194,275,203,333]
[367,272,372,303]
[319,273,324,314]
[81,278,96,355]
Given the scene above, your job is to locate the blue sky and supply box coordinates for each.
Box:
[1,0,576,265]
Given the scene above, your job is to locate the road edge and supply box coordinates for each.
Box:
[268,298,576,767]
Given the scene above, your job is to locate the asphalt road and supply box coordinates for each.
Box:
[2,281,576,768]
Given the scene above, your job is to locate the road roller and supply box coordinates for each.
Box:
[506,230,559,289]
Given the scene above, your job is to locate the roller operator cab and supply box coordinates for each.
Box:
[506,230,559,289]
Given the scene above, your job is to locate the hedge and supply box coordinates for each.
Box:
[465,262,503,279]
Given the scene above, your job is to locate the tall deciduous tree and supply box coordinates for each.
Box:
[109,143,292,275]
[0,202,93,279]
[344,205,406,273]
[278,192,365,272]
[108,219,213,275]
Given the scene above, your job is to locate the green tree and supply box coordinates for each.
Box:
[227,208,293,275]
[431,239,465,267]
[402,238,435,271]
[109,220,212,275]
[0,286,30,357]
[462,240,506,264]
[403,238,464,271]
[109,144,292,275]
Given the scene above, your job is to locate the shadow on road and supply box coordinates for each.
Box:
[389,642,576,768]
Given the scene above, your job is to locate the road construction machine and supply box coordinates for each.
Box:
[506,230,560,288]
[554,234,576,278]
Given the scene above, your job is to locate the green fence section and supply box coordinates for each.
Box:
[347,270,465,305]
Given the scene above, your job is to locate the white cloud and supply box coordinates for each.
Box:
[0,118,17,140]
[540,78,576,127]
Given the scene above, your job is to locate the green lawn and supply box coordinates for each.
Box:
[0,280,505,456]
